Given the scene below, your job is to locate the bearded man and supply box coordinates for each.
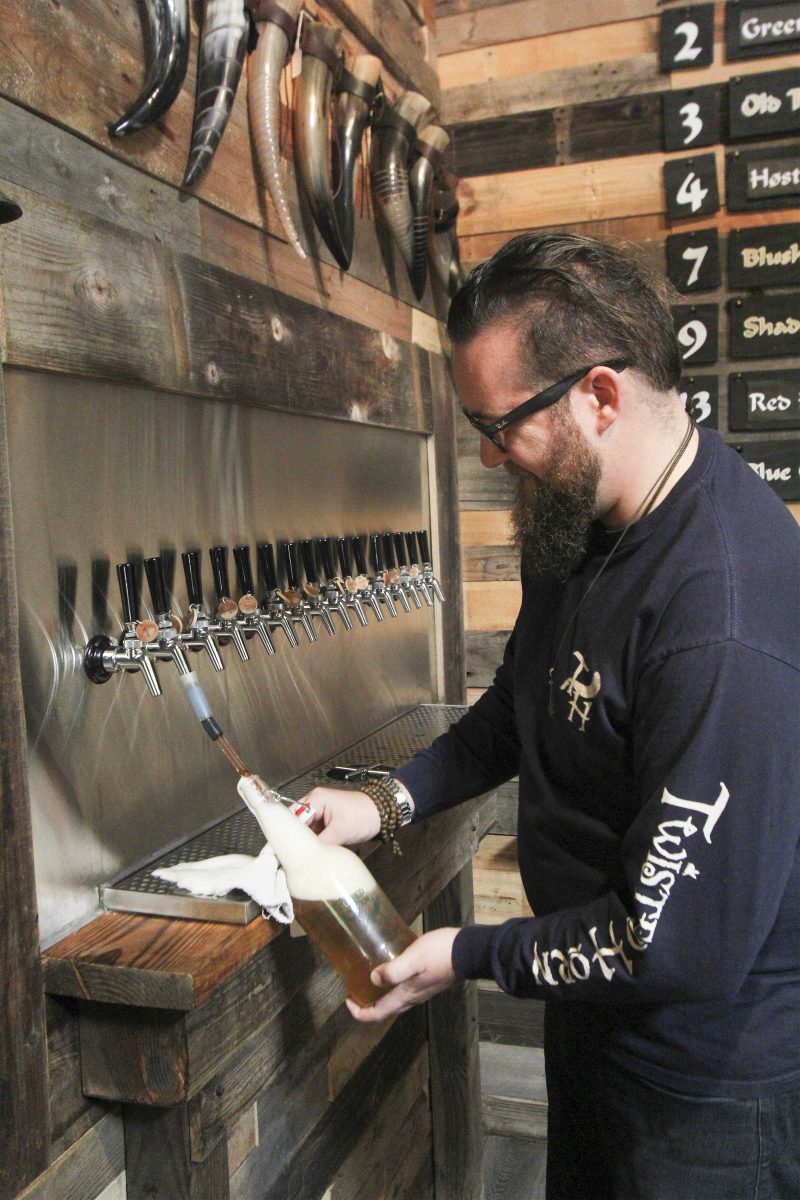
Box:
[303,234,800,1199]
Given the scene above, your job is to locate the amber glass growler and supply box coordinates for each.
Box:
[238,775,417,1005]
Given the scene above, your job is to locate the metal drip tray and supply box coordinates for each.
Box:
[101,704,466,924]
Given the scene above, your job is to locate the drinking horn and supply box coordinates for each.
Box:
[332,54,382,270]
[291,20,350,269]
[369,91,433,273]
[429,170,466,298]
[247,0,306,259]
[407,124,449,300]
[109,0,189,137]
[183,0,250,188]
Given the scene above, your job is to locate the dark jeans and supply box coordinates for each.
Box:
[544,1005,800,1200]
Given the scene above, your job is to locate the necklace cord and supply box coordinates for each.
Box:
[547,415,696,717]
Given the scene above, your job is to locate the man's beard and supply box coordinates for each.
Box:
[509,406,601,580]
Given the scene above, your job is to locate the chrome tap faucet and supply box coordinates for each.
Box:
[232,544,276,656]
[83,561,162,696]
[414,528,446,603]
[143,555,191,675]
[180,549,225,670]
[378,532,412,613]
[362,533,398,618]
[335,536,375,624]
[346,534,386,622]
[300,539,349,632]
[281,541,333,637]
[403,531,433,606]
[317,536,366,627]
[255,541,301,648]
[391,531,423,609]
[209,546,250,661]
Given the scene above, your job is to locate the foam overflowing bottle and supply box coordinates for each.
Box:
[238,775,417,1006]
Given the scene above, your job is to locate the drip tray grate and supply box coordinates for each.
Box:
[101,704,466,924]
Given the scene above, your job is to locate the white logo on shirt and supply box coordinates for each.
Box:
[560,650,601,732]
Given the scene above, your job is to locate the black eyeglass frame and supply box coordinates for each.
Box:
[461,358,629,450]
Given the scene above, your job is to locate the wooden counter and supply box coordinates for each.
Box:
[43,792,496,1200]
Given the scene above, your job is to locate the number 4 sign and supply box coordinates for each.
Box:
[666,229,721,292]
[664,153,720,219]
[660,5,715,71]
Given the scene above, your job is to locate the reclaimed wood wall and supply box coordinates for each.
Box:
[0,3,471,1198]
[435,0,800,926]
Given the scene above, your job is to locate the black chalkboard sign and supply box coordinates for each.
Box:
[666,229,721,292]
[725,2,800,62]
[728,223,800,287]
[729,370,800,430]
[729,293,800,359]
[730,439,800,501]
[726,145,800,211]
[680,375,719,427]
[728,69,800,140]
[662,86,721,151]
[672,304,719,365]
[664,154,720,219]
[661,5,715,70]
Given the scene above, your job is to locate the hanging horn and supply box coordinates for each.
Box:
[369,91,433,273]
[292,20,349,269]
[407,124,449,301]
[109,0,190,137]
[429,171,466,298]
[183,0,250,188]
[332,54,381,270]
[0,191,22,224]
[248,0,306,259]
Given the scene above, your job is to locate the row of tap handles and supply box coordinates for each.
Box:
[84,531,445,698]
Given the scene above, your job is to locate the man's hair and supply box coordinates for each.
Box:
[447,232,681,394]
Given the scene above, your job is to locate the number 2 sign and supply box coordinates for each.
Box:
[664,153,720,219]
[660,5,715,71]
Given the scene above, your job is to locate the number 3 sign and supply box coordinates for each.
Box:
[664,153,720,219]
[660,5,715,71]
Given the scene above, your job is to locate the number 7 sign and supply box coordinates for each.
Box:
[666,229,721,292]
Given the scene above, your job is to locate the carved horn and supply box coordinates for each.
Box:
[183,0,250,188]
[407,124,449,301]
[292,20,350,269]
[248,0,306,259]
[429,170,466,298]
[109,0,190,137]
[332,54,381,269]
[369,91,433,273]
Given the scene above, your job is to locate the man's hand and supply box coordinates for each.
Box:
[303,786,381,845]
[345,927,460,1023]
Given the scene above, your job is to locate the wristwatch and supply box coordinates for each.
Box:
[389,778,414,827]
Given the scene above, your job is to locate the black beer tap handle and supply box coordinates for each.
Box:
[233,544,255,595]
[416,529,431,563]
[351,535,368,577]
[300,539,319,585]
[257,541,278,593]
[182,550,204,607]
[382,533,397,569]
[370,533,386,573]
[317,537,335,582]
[144,555,168,615]
[209,546,231,601]
[404,531,419,563]
[393,532,408,566]
[337,536,353,577]
[117,561,140,624]
[281,541,300,590]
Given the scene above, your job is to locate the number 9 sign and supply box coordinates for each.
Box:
[672,304,719,365]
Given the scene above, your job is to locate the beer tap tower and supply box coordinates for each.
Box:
[180,550,225,670]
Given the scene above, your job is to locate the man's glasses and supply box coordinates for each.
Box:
[461,358,629,451]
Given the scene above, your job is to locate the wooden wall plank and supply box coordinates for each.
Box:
[14,1113,123,1200]
[460,508,512,547]
[465,581,521,632]
[473,834,532,924]
[466,630,510,687]
[436,0,660,56]
[452,110,557,178]
[45,997,110,1161]
[424,865,483,1200]
[478,983,545,1048]
[463,545,519,581]
[438,16,658,89]
[0,360,49,1200]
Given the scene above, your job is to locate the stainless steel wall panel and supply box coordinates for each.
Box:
[5,369,434,945]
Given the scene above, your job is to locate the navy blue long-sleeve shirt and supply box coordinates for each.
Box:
[396,428,800,1098]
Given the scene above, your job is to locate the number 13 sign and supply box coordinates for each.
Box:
[664,153,720,219]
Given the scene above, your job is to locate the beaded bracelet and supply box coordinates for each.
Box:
[361,778,403,856]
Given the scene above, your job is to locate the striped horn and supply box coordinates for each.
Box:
[369,91,433,273]
[183,0,249,188]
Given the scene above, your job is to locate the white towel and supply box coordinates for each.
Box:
[152,843,293,924]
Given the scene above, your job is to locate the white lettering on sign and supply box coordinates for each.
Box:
[677,318,708,359]
[749,165,800,191]
[673,20,703,61]
[741,16,800,42]
[749,391,792,413]
[741,242,800,269]
[743,315,800,338]
[748,460,793,482]
[741,91,782,116]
